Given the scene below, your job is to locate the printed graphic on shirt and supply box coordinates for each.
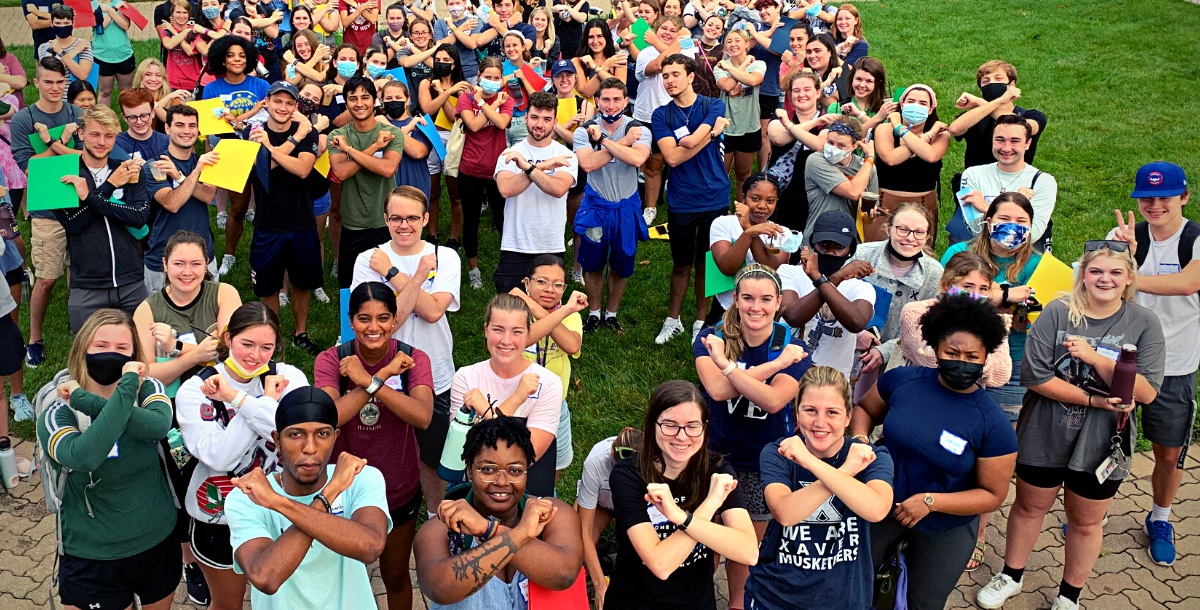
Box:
[197,437,278,519]
[773,489,862,570]
[647,495,710,568]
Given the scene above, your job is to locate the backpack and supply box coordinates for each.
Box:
[713,320,792,359]
[1134,219,1200,294]
[334,339,415,394]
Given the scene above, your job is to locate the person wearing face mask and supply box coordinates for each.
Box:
[707,174,789,325]
[175,302,310,610]
[851,294,1017,610]
[948,59,1047,171]
[380,81,434,199]
[432,0,482,84]
[766,70,838,235]
[801,116,877,247]
[364,45,393,83]
[37,309,179,610]
[779,211,877,377]
[36,6,96,83]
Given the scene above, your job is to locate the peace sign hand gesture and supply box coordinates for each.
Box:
[1112,209,1138,257]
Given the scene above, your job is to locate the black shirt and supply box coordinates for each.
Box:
[955,104,1047,170]
[552,2,589,58]
[876,131,943,193]
[246,123,320,231]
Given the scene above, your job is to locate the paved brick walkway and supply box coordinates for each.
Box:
[1,438,1196,609]
[0,4,164,47]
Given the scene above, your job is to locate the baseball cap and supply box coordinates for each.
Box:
[1131,161,1188,198]
[267,80,300,100]
[810,210,857,247]
[551,60,576,77]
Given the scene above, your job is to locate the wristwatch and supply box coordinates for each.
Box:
[286,135,300,147]
[365,376,385,396]
[813,275,830,289]
[315,493,333,513]
[924,493,935,510]
[167,339,184,359]
[524,164,535,176]
[384,266,400,281]
[678,512,694,531]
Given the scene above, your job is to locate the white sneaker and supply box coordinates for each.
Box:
[314,288,330,303]
[218,254,235,277]
[278,291,289,307]
[330,261,339,278]
[468,268,483,290]
[643,207,658,226]
[691,320,704,344]
[655,317,683,344]
[216,211,227,230]
[572,267,584,286]
[1049,595,1079,610]
[976,573,1022,609]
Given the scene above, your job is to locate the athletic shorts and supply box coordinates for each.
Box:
[577,227,635,279]
[390,489,424,526]
[415,390,451,468]
[1141,372,1198,448]
[190,518,234,570]
[250,228,324,296]
[97,55,136,77]
[724,130,763,154]
[31,217,68,281]
[758,93,780,121]
[734,469,771,521]
[1015,463,1122,501]
[313,191,332,216]
[0,314,24,376]
[556,400,574,471]
[59,533,181,610]
[666,207,725,267]
[568,163,586,196]
[4,264,27,287]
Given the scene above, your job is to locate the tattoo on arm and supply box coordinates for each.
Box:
[450,532,522,596]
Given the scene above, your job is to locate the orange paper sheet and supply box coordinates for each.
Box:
[118,3,149,29]
[199,139,261,193]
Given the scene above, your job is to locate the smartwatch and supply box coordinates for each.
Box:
[813,275,830,289]
[365,376,385,396]
[524,164,535,176]
[384,266,400,281]
[286,135,300,147]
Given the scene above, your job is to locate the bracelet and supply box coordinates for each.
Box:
[720,361,738,376]
[1001,284,1011,304]
[232,390,249,410]
[897,126,910,138]
[314,493,332,513]
[482,516,501,539]
[678,512,694,531]
[1087,394,1094,408]
[365,376,385,396]
[852,434,870,443]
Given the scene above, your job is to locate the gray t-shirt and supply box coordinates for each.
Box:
[573,117,651,203]
[802,153,878,246]
[576,436,616,511]
[11,102,83,219]
[712,59,766,137]
[1018,299,1165,477]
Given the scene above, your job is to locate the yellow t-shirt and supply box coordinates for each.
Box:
[523,311,583,390]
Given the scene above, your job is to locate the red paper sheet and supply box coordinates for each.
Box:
[118,3,149,29]
[527,567,589,610]
[65,0,96,28]
[520,64,547,93]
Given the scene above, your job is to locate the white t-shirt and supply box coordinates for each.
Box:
[633,45,698,122]
[494,139,578,254]
[960,163,1057,243]
[779,264,875,376]
[450,360,563,436]
[576,436,617,511]
[1108,222,1200,375]
[351,241,462,394]
[709,215,768,310]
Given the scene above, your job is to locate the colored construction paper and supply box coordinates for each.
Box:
[199,139,261,192]
[188,98,235,135]
[704,251,735,298]
[648,223,669,240]
[433,96,458,130]
[29,125,68,154]
[340,288,353,341]
[556,97,579,125]
[867,283,892,331]
[893,86,905,103]
[65,0,96,27]
[630,18,651,51]
[528,568,589,610]
[1025,253,1074,323]
[769,17,798,54]
[418,114,447,161]
[27,154,82,211]
[519,63,547,92]
[381,67,408,88]
[85,62,99,88]
[117,2,149,29]
[313,150,330,177]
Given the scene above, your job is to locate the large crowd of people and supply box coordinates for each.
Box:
[0,0,1194,609]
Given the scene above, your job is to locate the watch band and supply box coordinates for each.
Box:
[720,361,738,376]
[286,135,299,147]
[365,376,385,396]
[813,275,830,288]
[678,512,694,531]
[384,266,400,281]
[315,493,332,513]
[924,493,935,509]
[524,164,535,176]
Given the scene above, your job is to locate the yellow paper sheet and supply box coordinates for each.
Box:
[1026,253,1075,323]
[199,139,261,193]
[434,96,459,130]
[314,150,331,178]
[556,97,579,125]
[188,98,234,136]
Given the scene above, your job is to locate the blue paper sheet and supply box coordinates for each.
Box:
[340,288,353,342]
[867,283,892,332]
[419,114,447,161]
[769,18,800,55]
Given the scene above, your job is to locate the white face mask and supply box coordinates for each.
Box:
[823,143,850,164]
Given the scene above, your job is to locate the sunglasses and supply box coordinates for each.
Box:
[1084,240,1130,253]
[614,446,635,460]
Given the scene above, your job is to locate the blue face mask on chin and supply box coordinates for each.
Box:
[600,110,624,123]
[989,222,1030,250]
[901,103,929,126]
[479,79,503,95]
[336,61,358,79]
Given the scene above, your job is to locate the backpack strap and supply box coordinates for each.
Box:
[1134,221,1152,268]
[769,322,790,353]
[1030,170,1043,189]
[194,366,229,425]
[1179,220,1200,268]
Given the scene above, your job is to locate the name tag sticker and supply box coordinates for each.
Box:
[1096,346,1119,362]
[178,332,197,345]
[673,126,690,140]
[373,150,385,158]
[939,430,967,456]
[646,503,669,526]
[335,95,345,104]
[1157,263,1181,275]
[384,374,404,391]
[107,441,119,459]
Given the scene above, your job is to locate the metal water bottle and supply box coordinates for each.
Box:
[0,436,19,489]
[438,407,476,484]
[1109,344,1138,406]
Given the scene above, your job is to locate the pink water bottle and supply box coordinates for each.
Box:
[1108,344,1138,405]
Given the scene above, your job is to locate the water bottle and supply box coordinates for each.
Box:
[1108,344,1138,406]
[0,437,19,489]
[438,407,476,483]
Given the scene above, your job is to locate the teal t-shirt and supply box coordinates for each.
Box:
[941,241,1042,361]
[92,1,134,63]
[226,465,393,609]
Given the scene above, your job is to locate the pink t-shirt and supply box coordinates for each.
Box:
[0,93,25,189]
[161,26,205,91]
[456,92,515,179]
[450,360,562,436]
[0,54,26,107]
[315,340,434,508]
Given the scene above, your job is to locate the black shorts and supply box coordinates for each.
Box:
[390,489,424,526]
[1141,372,1198,448]
[59,533,181,610]
[758,92,780,121]
[569,164,586,196]
[415,390,451,468]
[250,228,324,296]
[493,250,564,294]
[338,226,391,289]
[190,518,234,570]
[666,207,725,267]
[4,264,26,287]
[1015,463,1123,501]
[0,314,24,376]
[97,55,137,77]
[724,130,763,154]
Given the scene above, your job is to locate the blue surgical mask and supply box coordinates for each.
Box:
[777,230,804,253]
[479,79,503,95]
[366,63,387,78]
[202,6,221,19]
[336,61,359,78]
[947,285,989,303]
[822,143,850,165]
[901,103,929,126]
[989,222,1030,249]
[805,3,820,17]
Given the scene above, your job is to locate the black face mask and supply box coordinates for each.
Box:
[86,352,133,386]
[980,82,1008,103]
[433,62,454,77]
[938,358,984,391]
[886,239,923,263]
[382,100,407,119]
[298,97,319,115]
[817,253,849,277]
[52,25,73,39]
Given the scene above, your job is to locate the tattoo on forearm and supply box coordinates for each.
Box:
[450,532,521,596]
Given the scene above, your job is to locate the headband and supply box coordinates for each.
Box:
[736,264,782,292]
[275,386,339,432]
[827,121,861,141]
[900,83,938,109]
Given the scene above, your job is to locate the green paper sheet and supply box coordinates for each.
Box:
[631,19,651,51]
[704,251,736,298]
[27,154,82,211]
[29,125,68,154]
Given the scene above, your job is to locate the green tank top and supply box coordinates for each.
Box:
[147,282,222,396]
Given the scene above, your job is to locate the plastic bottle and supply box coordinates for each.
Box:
[438,407,476,483]
[0,437,19,489]
[1109,344,1138,406]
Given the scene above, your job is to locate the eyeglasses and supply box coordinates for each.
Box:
[386,215,423,225]
[1084,240,1130,253]
[528,276,567,292]
[124,112,153,124]
[656,420,706,438]
[474,464,528,482]
[892,226,929,239]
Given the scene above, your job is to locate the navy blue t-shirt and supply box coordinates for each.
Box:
[201,75,271,118]
[876,367,1017,532]
[389,116,433,200]
[116,131,170,163]
[693,325,813,471]
[651,95,731,214]
[749,23,782,97]
[144,153,215,272]
[746,436,893,610]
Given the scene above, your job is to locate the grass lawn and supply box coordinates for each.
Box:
[6,0,1200,499]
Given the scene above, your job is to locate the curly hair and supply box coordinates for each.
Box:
[207,35,259,77]
[462,417,537,467]
[919,293,1007,356]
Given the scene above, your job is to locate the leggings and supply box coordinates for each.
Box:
[457,173,503,260]
[869,514,979,610]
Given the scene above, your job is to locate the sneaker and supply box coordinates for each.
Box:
[654,317,683,344]
[603,316,626,335]
[643,207,657,226]
[184,562,211,605]
[445,238,462,251]
[583,315,602,333]
[278,291,290,308]
[976,573,1022,609]
[330,261,339,278]
[216,211,227,230]
[292,333,323,356]
[314,288,330,303]
[245,208,255,225]
[691,320,704,344]
[10,394,34,422]
[14,454,31,478]
[25,341,45,368]
[1049,595,1079,610]
[1146,514,1177,566]
[218,254,235,277]
[468,268,483,290]
[572,267,584,286]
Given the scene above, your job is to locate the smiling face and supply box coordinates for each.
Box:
[225,324,277,375]
[805,39,830,73]
[947,270,991,297]
[485,308,529,366]
[294,35,313,60]
[494,0,514,20]
[410,22,431,47]
[702,15,724,41]
[744,180,778,225]
[123,103,155,137]
[789,28,809,54]
[231,22,253,40]
[384,195,428,248]
[655,401,705,468]
[225,43,248,75]
[72,90,96,109]
[724,30,746,57]
[81,120,117,160]
[291,8,311,30]
[468,439,528,515]
[1137,193,1189,230]
[531,11,548,32]
[167,112,199,149]
[987,201,1032,253]
[503,35,524,61]
[351,299,399,351]
[662,0,681,16]
[345,86,376,120]
[851,69,875,100]
[835,9,857,35]
[267,91,297,124]
[88,324,135,358]
[164,242,207,293]
[597,86,627,117]
[553,70,576,95]
[276,422,338,486]
[524,264,566,310]
[991,123,1030,169]
[790,75,818,114]
[636,2,658,23]
[655,20,679,46]
[1082,253,1134,307]
[797,385,850,457]
[735,277,780,334]
[888,209,929,258]
[171,4,190,25]
[141,64,165,91]
[587,26,607,53]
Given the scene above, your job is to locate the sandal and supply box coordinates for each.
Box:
[965,538,987,572]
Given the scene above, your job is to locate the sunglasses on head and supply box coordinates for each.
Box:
[614,446,635,460]
[1084,240,1130,254]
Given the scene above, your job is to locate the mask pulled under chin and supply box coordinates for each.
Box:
[886,239,923,263]
[225,356,270,379]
